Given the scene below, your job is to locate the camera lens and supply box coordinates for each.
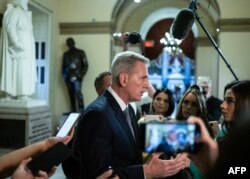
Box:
[128,32,141,44]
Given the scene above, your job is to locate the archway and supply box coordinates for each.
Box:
[111,0,221,95]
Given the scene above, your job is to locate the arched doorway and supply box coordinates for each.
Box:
[111,0,221,96]
[144,17,196,100]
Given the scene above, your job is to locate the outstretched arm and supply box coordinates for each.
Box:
[0,129,74,178]
[120,32,130,52]
[188,116,218,173]
[11,158,53,179]
[147,83,156,98]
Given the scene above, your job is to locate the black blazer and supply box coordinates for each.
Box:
[206,95,223,121]
[73,90,144,179]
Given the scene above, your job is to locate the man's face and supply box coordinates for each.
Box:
[126,61,149,102]
[198,81,211,97]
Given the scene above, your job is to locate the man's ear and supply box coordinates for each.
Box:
[118,73,128,87]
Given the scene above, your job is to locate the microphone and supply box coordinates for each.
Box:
[170,0,197,40]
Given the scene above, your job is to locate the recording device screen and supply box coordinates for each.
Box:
[56,113,80,138]
[141,122,200,154]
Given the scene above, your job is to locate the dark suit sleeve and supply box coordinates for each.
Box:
[207,96,223,121]
[75,110,144,179]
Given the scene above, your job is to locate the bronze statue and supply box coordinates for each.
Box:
[62,38,88,112]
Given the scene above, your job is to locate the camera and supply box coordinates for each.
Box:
[128,32,141,44]
[140,121,201,154]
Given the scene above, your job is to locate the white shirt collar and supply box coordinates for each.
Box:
[107,87,127,111]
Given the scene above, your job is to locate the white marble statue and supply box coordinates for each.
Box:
[0,0,36,100]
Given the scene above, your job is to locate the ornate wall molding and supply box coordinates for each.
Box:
[196,37,218,47]
[219,18,250,32]
[196,18,250,47]
[59,22,114,34]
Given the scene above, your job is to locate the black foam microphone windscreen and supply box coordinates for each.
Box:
[170,8,195,40]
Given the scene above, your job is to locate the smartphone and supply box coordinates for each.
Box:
[27,142,72,175]
[56,113,80,138]
[140,121,200,154]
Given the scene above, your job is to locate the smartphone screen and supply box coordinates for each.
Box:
[56,113,80,138]
[141,122,200,153]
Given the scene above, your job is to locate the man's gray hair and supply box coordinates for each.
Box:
[197,76,212,86]
[111,51,149,85]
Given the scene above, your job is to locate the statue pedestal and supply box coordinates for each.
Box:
[0,99,52,148]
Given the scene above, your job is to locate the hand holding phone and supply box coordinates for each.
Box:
[56,113,80,138]
[209,121,220,137]
[27,142,72,175]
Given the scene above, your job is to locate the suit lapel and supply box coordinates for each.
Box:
[104,91,138,145]
[104,91,142,162]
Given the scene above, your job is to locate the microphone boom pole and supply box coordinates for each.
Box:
[192,2,239,80]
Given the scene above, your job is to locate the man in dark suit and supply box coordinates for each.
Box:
[197,76,223,122]
[73,51,189,179]
[94,71,112,96]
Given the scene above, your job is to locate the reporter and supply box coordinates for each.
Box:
[187,116,218,174]
[176,85,213,138]
[11,158,55,179]
[138,88,175,121]
[0,129,74,178]
[120,32,130,51]
[219,80,250,140]
[188,115,250,179]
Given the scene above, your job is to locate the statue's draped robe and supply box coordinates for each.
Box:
[0,4,36,96]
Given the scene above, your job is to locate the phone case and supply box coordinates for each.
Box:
[27,142,72,175]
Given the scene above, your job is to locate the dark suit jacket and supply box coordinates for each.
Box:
[206,95,223,121]
[72,90,144,179]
